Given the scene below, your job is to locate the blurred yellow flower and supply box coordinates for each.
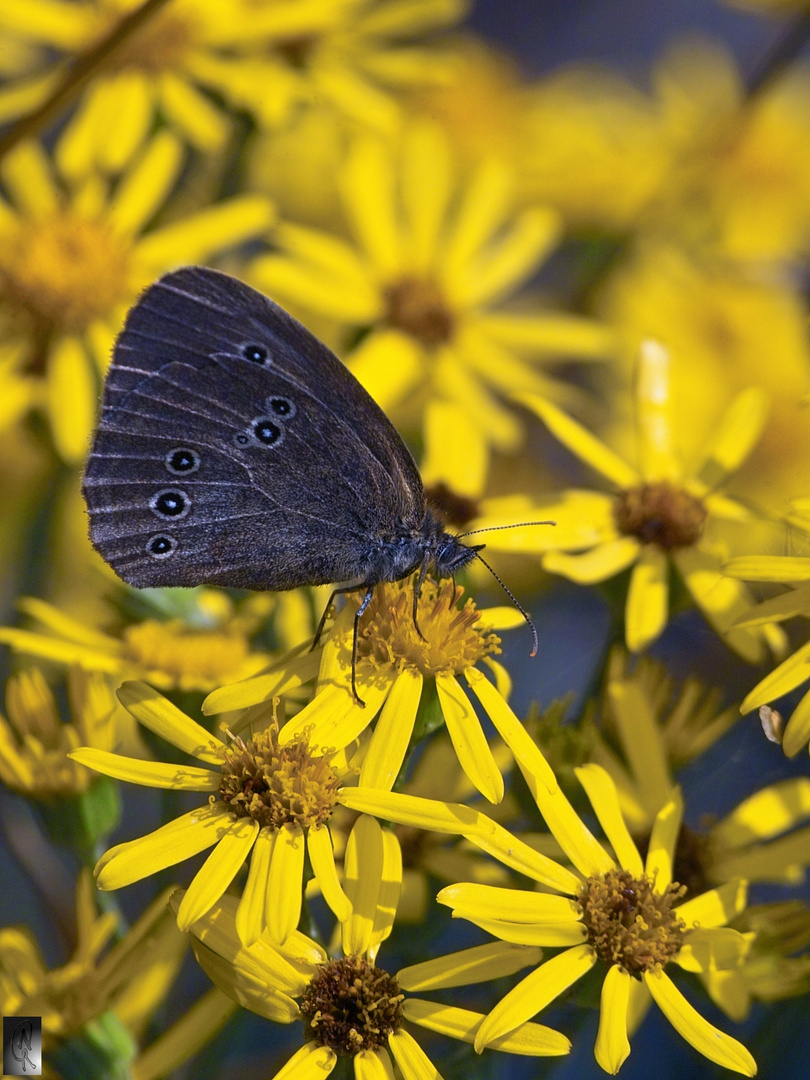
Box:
[250,120,614,492]
[0,129,273,461]
[509,341,783,660]
[0,0,469,174]
[0,666,120,798]
[0,591,273,692]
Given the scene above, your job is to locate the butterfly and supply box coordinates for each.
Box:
[83,267,545,700]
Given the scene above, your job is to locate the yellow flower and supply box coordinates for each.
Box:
[0,0,469,173]
[725,552,810,755]
[250,120,614,493]
[204,575,558,804]
[509,340,783,661]
[175,813,570,1080]
[0,590,274,692]
[439,765,756,1076]
[0,666,122,798]
[0,129,273,460]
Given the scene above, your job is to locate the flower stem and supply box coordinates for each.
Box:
[0,0,175,161]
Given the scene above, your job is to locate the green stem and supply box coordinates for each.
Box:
[0,0,176,161]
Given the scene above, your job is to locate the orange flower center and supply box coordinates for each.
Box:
[613,481,707,549]
[383,276,455,347]
[300,956,404,1054]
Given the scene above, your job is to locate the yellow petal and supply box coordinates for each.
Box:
[343,814,384,959]
[606,673,672,820]
[403,998,571,1056]
[96,803,233,890]
[68,748,220,791]
[783,690,810,757]
[575,764,643,875]
[401,121,452,273]
[280,680,388,755]
[307,825,351,924]
[202,648,321,714]
[644,970,756,1075]
[437,883,580,924]
[474,945,596,1050]
[109,129,184,237]
[635,340,678,481]
[420,399,487,498]
[476,311,615,359]
[724,555,810,583]
[693,387,769,490]
[518,393,639,487]
[236,826,274,947]
[465,667,557,792]
[711,777,810,849]
[626,545,669,652]
[0,139,58,216]
[676,927,750,973]
[265,823,305,945]
[435,673,503,804]
[273,1043,336,1080]
[387,1029,438,1080]
[543,538,640,584]
[645,788,684,891]
[348,329,425,412]
[595,964,631,1075]
[439,157,512,282]
[360,668,422,790]
[177,817,259,929]
[677,880,748,930]
[250,253,379,323]
[46,336,96,463]
[135,195,274,268]
[340,135,401,276]
[397,942,542,992]
[158,70,229,152]
[368,827,402,961]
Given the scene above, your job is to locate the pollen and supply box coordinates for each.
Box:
[121,620,251,691]
[383,276,455,347]
[0,213,131,339]
[355,577,501,677]
[579,868,687,977]
[219,726,340,830]
[613,481,707,550]
[300,956,404,1056]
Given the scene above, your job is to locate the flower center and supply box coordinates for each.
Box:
[275,35,317,69]
[354,576,500,677]
[107,10,196,73]
[383,276,455,347]
[121,620,251,691]
[613,481,707,550]
[219,727,340,830]
[0,213,131,343]
[635,825,711,899]
[300,956,404,1056]
[579,868,687,977]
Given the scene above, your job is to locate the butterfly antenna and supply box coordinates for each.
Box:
[473,551,538,657]
[456,520,555,540]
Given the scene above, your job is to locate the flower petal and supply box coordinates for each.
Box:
[343,814,385,959]
[644,970,756,1075]
[645,787,683,891]
[236,826,274,947]
[739,639,810,714]
[202,648,321,714]
[543,539,640,584]
[595,964,631,1075]
[118,681,223,763]
[783,689,810,757]
[177,817,259,929]
[266,824,305,944]
[676,927,751,973]
[274,1043,337,1080]
[68,748,220,791]
[474,944,596,1050]
[95,803,234,889]
[360,668,422,790]
[397,942,542,992]
[436,883,580,924]
[711,777,810,849]
[307,825,351,924]
[693,388,769,489]
[635,340,679,481]
[435,673,503,804]
[575,764,643,875]
[626,545,669,652]
[403,999,570,1056]
[677,880,748,930]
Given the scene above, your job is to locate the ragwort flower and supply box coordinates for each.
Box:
[175,813,571,1080]
[204,574,559,804]
[0,0,469,174]
[0,590,274,693]
[0,129,273,460]
[70,681,357,946]
[439,765,756,1076]
[509,340,782,660]
[250,120,614,492]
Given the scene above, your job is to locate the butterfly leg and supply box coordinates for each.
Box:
[351,585,375,707]
[411,555,431,643]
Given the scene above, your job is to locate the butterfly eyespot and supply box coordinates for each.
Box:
[243,344,268,364]
[165,447,200,475]
[252,418,283,446]
[150,489,191,519]
[146,534,177,558]
[266,396,296,419]
[234,433,250,446]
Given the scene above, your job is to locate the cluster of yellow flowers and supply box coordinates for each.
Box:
[1,2,810,1078]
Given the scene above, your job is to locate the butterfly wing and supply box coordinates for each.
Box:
[83,267,427,591]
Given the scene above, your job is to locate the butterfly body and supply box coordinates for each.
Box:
[83,266,476,599]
